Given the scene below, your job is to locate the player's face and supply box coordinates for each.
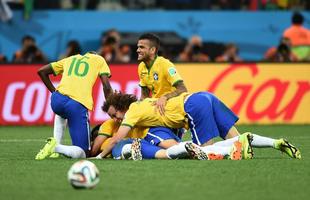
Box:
[137,39,154,61]
[107,106,126,124]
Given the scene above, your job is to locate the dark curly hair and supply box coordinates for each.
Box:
[102,91,137,112]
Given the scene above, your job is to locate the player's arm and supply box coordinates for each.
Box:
[96,126,131,159]
[140,86,150,100]
[90,135,108,157]
[99,74,113,98]
[37,64,56,93]
[156,81,187,115]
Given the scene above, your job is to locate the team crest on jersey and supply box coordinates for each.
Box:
[168,67,177,76]
[153,72,159,81]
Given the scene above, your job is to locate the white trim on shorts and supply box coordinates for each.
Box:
[147,132,164,142]
[186,112,202,145]
[86,112,91,150]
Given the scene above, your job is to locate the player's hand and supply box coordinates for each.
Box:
[154,96,167,115]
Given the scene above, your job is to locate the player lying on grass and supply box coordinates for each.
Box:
[96,91,301,160]
[90,123,245,161]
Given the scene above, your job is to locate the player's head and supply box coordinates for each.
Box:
[292,12,304,25]
[137,33,160,61]
[102,91,137,123]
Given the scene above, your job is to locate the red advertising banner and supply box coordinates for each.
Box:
[1,63,310,125]
[0,64,140,125]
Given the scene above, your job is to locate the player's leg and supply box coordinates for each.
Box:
[111,139,133,159]
[59,97,90,158]
[184,92,220,146]
[35,92,67,160]
[53,114,66,144]
[144,127,181,149]
[112,139,164,160]
[165,141,240,160]
[250,132,301,159]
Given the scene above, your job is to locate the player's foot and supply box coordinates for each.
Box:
[229,141,242,160]
[131,139,142,161]
[35,137,56,160]
[185,142,224,160]
[49,152,60,158]
[238,132,254,159]
[274,139,301,159]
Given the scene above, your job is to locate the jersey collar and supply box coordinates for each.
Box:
[145,55,158,70]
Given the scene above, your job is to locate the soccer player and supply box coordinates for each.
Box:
[35,51,113,160]
[136,33,188,148]
[96,91,301,160]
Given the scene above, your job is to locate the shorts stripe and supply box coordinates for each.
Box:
[186,112,201,145]
[86,112,91,150]
[147,132,164,142]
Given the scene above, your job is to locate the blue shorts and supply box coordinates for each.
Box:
[184,92,239,145]
[112,139,133,159]
[112,139,162,159]
[144,127,181,146]
[51,92,90,151]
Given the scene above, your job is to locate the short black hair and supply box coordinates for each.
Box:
[138,33,160,53]
[292,12,304,25]
[22,35,35,43]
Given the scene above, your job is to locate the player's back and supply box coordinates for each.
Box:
[122,92,188,129]
[51,52,110,110]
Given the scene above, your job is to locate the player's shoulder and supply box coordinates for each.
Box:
[157,56,174,68]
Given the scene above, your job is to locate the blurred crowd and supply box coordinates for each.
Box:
[0,10,309,64]
[3,0,310,11]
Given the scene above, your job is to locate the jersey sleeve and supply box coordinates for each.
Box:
[164,60,183,86]
[98,119,115,137]
[138,64,147,87]
[98,56,111,78]
[121,103,141,128]
[50,57,68,75]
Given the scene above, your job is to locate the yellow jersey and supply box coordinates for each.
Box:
[138,56,183,98]
[51,52,111,110]
[98,119,148,155]
[122,92,188,129]
[98,119,148,139]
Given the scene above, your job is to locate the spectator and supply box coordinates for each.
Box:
[12,35,47,63]
[283,12,310,60]
[59,40,81,59]
[0,53,7,63]
[178,35,209,62]
[97,29,125,63]
[119,44,131,63]
[215,43,242,62]
[283,12,310,46]
[264,37,298,62]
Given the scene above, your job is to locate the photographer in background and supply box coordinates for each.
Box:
[97,29,128,63]
[215,43,243,62]
[59,40,81,59]
[12,35,47,63]
[264,37,298,62]
[178,35,209,62]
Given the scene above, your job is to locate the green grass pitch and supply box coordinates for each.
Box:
[0,125,309,200]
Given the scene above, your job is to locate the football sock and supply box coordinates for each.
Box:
[121,144,132,159]
[53,115,66,144]
[213,136,239,147]
[166,142,188,159]
[55,144,86,158]
[251,133,275,148]
[201,145,231,156]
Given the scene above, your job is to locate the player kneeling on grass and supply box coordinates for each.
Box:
[96,91,301,160]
